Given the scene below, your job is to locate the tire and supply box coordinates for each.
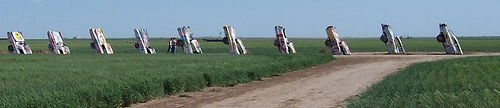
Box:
[90,42,96,49]
[380,35,388,43]
[436,33,446,43]
[324,39,333,47]
[7,45,13,52]
[134,42,140,49]
[222,37,229,45]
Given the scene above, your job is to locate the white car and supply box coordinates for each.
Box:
[177,26,203,54]
[7,31,32,54]
[89,28,114,54]
[325,26,351,55]
[222,26,247,55]
[47,30,70,55]
[437,23,463,55]
[274,26,296,54]
[134,28,156,54]
[380,24,405,54]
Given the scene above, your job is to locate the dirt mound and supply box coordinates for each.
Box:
[36,50,51,54]
[245,50,251,54]
[319,49,328,53]
[0,50,9,54]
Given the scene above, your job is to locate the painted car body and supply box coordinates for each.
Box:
[437,23,463,55]
[7,31,32,54]
[274,26,296,54]
[47,30,70,55]
[223,26,247,55]
[380,24,405,54]
[325,26,351,55]
[177,26,203,54]
[134,28,156,54]
[89,28,114,54]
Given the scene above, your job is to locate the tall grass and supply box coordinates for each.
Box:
[348,56,500,107]
[0,38,332,107]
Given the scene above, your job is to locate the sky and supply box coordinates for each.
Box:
[1,0,499,38]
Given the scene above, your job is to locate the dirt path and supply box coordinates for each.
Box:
[132,52,499,108]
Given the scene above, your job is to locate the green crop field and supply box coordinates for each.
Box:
[345,37,500,108]
[344,37,500,52]
[0,37,498,107]
[347,56,500,107]
[0,38,333,107]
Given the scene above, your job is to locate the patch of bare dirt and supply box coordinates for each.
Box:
[36,50,51,54]
[0,50,9,54]
[319,49,328,53]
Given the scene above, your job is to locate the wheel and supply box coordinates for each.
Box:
[436,33,446,43]
[380,35,388,43]
[90,42,96,49]
[134,42,140,49]
[222,37,229,45]
[324,39,333,47]
[7,45,13,52]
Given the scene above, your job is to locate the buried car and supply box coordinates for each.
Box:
[47,30,70,55]
[177,26,203,54]
[134,28,156,54]
[325,25,351,55]
[380,24,405,54]
[89,28,114,54]
[222,26,247,55]
[274,26,296,54]
[7,31,32,54]
[437,23,463,55]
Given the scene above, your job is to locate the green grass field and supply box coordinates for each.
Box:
[347,56,500,107]
[0,38,333,107]
[344,37,500,52]
[0,37,498,107]
[345,37,500,107]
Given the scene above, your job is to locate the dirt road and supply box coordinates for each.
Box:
[132,52,499,108]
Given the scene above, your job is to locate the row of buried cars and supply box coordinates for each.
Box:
[4,26,286,55]
[5,23,462,55]
[325,23,463,55]
[6,31,71,55]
